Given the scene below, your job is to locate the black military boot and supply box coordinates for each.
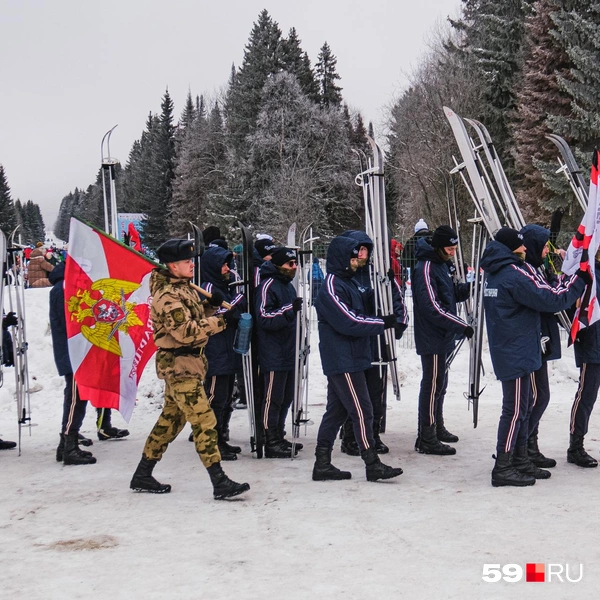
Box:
[97,409,130,440]
[527,433,556,468]
[373,420,389,454]
[78,433,94,447]
[416,425,456,455]
[63,432,97,465]
[361,447,403,481]
[207,463,250,499]
[567,434,598,468]
[491,452,535,487]
[57,433,92,462]
[279,427,303,451]
[340,420,360,456]
[264,429,293,459]
[312,445,352,481]
[436,419,459,443]
[130,456,171,493]
[513,445,551,479]
[0,438,17,450]
[217,432,239,461]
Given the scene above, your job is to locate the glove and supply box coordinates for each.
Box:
[387,268,395,282]
[394,323,407,340]
[463,326,475,339]
[223,308,240,327]
[208,289,225,307]
[3,311,18,328]
[292,297,303,313]
[381,314,396,329]
[576,268,593,286]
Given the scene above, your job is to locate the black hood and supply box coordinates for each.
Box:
[326,236,359,279]
[415,237,443,263]
[520,224,550,269]
[48,261,65,285]
[201,246,233,287]
[480,240,523,274]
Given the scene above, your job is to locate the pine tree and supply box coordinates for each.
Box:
[280,28,320,102]
[511,0,575,222]
[224,10,283,152]
[315,42,343,107]
[0,164,18,235]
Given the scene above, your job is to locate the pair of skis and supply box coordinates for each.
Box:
[354,136,402,429]
[445,107,528,426]
[288,223,315,458]
[1,227,33,452]
[547,134,588,212]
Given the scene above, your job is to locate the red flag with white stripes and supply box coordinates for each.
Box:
[562,149,600,342]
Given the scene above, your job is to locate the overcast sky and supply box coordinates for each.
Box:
[0,0,460,228]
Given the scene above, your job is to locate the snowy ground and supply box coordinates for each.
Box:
[1,288,599,599]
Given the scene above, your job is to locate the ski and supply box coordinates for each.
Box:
[0,229,6,388]
[238,223,264,458]
[4,227,32,452]
[547,134,588,212]
[188,221,205,286]
[291,223,315,457]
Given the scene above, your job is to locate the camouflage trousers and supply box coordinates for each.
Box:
[143,378,221,467]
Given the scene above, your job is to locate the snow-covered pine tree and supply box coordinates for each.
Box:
[315,42,343,107]
[0,165,18,235]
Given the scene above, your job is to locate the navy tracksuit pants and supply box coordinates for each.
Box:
[262,370,295,431]
[317,371,374,452]
[497,375,532,454]
[204,374,235,433]
[61,373,88,435]
[418,354,449,429]
[528,362,551,439]
[570,363,600,437]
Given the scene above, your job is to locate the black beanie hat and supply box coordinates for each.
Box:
[271,247,297,267]
[431,225,459,249]
[495,227,524,251]
[156,239,196,264]
[208,238,228,250]
[255,238,277,258]
[202,226,221,245]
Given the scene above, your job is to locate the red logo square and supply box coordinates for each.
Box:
[526,563,545,582]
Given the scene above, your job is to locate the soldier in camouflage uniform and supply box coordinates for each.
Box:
[130,239,250,500]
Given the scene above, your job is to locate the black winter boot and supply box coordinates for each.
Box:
[218,432,239,461]
[278,427,303,451]
[436,420,459,443]
[340,420,360,456]
[527,434,556,468]
[373,420,389,454]
[513,445,551,479]
[0,438,16,450]
[77,432,93,447]
[207,463,250,499]
[264,429,294,459]
[97,408,130,440]
[312,446,352,481]
[491,452,535,487]
[130,456,171,493]
[416,425,456,456]
[63,432,97,465]
[361,447,403,481]
[567,434,598,468]
[57,433,92,462]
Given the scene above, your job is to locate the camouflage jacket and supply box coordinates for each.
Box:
[150,267,225,381]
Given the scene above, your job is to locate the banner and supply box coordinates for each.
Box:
[65,218,157,421]
[562,150,600,342]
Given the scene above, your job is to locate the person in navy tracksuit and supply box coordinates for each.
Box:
[312,235,403,483]
[255,247,302,458]
[200,246,246,460]
[520,224,563,468]
[481,227,587,487]
[569,253,600,468]
[412,225,471,456]
[338,230,409,456]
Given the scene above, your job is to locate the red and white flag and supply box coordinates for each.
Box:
[64,218,157,421]
[562,149,600,342]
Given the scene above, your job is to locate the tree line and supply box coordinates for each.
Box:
[0,164,46,246]
[53,3,600,249]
